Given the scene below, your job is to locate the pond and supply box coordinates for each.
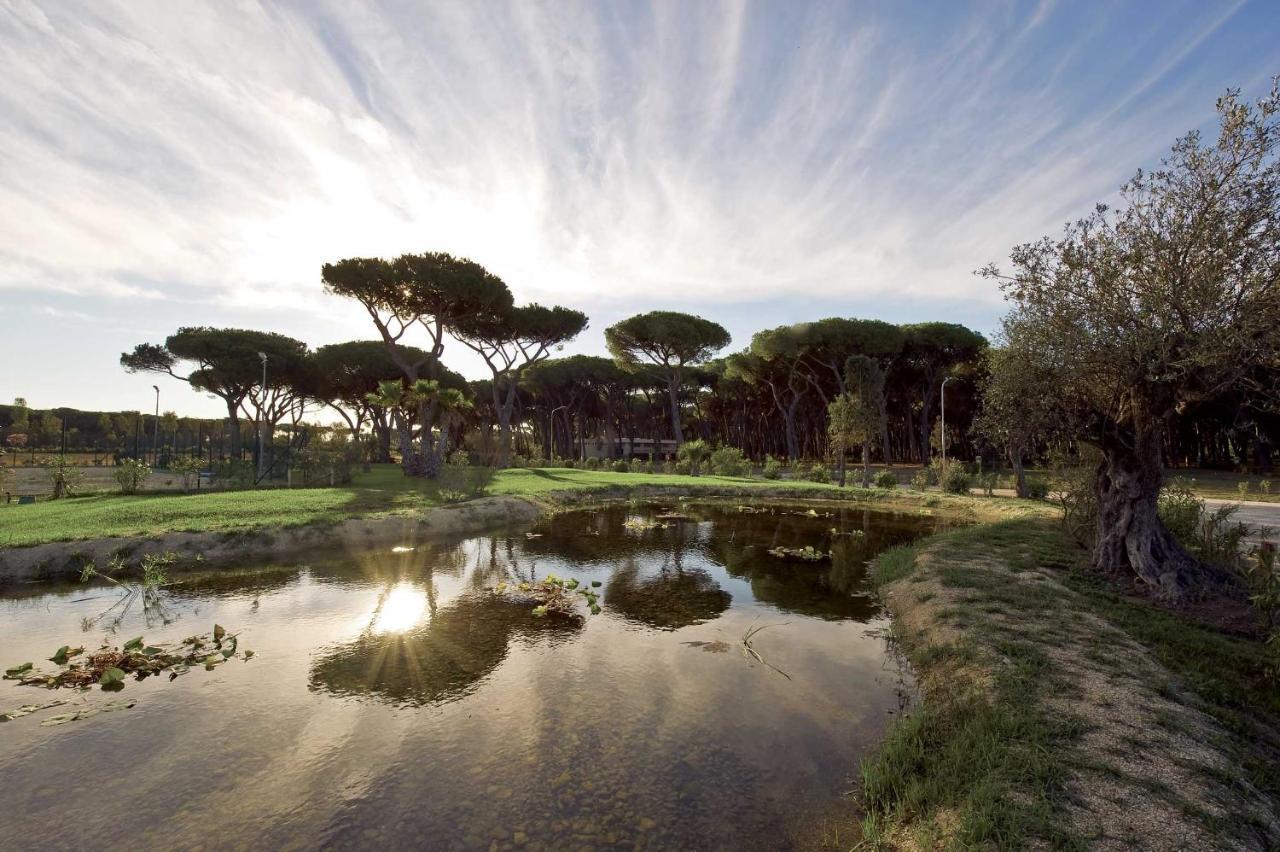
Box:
[0,501,951,851]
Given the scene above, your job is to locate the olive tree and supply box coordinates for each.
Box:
[973,341,1063,497]
[982,82,1280,600]
[605,311,730,445]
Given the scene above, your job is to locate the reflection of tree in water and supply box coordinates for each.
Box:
[707,512,880,622]
[605,558,731,630]
[309,589,581,707]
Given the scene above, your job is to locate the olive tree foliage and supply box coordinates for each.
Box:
[981,82,1280,600]
[121,328,306,459]
[605,311,731,445]
[322,253,511,476]
[453,303,588,467]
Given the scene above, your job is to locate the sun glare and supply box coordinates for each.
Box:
[371,583,428,634]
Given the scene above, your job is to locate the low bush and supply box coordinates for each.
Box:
[169,456,203,493]
[677,440,712,476]
[674,459,693,476]
[584,457,601,471]
[629,457,647,473]
[1024,476,1050,500]
[114,458,152,495]
[1158,478,1249,569]
[805,464,831,484]
[874,470,898,489]
[708,446,748,477]
[910,469,931,491]
[611,459,629,474]
[977,471,998,496]
[1261,479,1272,495]
[930,458,972,495]
[761,456,783,480]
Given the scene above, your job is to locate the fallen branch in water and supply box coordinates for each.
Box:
[742,621,793,680]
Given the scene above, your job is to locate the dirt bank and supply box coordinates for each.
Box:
[0,495,542,583]
[862,517,1280,850]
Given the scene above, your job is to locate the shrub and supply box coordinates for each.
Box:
[1023,476,1050,500]
[805,464,831,484]
[1238,481,1251,497]
[977,471,998,496]
[677,440,712,476]
[45,457,84,499]
[1158,478,1249,570]
[584,457,601,470]
[874,471,898,489]
[1261,479,1273,495]
[674,459,693,476]
[629,457,647,473]
[168,456,203,493]
[929,458,971,495]
[708,446,748,477]
[662,460,677,474]
[909,469,931,491]
[446,449,471,468]
[761,456,783,480]
[610,459,629,474]
[1052,447,1100,548]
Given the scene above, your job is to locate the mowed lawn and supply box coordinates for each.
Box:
[0,465,835,547]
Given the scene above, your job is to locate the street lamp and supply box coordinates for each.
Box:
[940,376,954,469]
[549,404,568,460]
[256,352,268,481]
[152,385,160,467]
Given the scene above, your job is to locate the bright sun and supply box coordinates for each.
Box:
[371,583,428,634]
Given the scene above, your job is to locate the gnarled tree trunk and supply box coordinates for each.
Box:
[1091,423,1231,601]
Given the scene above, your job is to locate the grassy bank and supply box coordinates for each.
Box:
[860,517,1280,850]
[0,465,901,548]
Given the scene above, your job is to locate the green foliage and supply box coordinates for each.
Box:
[114,458,152,494]
[1238,481,1251,498]
[1261,480,1273,496]
[799,463,830,484]
[929,458,972,495]
[910,468,931,491]
[761,456,783,480]
[610,459,629,473]
[874,470,898,489]
[629,457,647,473]
[674,459,693,476]
[1051,447,1101,548]
[1023,476,1050,501]
[583,457,600,471]
[1157,479,1249,570]
[708,446,748,477]
[44,456,83,499]
[677,439,713,476]
[168,456,203,492]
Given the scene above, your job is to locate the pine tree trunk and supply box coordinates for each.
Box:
[861,443,871,488]
[1091,424,1231,601]
[667,377,684,445]
[1011,449,1027,498]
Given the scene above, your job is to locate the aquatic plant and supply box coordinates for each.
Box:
[767,545,830,562]
[493,573,603,618]
[4,624,252,692]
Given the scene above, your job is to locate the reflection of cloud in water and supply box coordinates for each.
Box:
[605,560,731,630]
[309,592,581,707]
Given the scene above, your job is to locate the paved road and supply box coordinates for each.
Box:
[1205,498,1280,544]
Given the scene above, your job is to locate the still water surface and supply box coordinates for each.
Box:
[0,502,948,851]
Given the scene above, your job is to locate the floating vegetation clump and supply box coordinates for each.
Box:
[492,574,603,618]
[830,527,867,537]
[4,625,252,691]
[622,517,666,532]
[767,545,830,562]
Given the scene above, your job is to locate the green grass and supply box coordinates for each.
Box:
[0,464,851,547]
[859,517,1280,849]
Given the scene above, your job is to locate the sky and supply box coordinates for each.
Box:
[1,0,1277,418]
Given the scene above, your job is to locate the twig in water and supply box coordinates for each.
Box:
[742,620,793,680]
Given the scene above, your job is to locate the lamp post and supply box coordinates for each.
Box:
[940,376,954,469]
[256,352,268,481]
[152,385,160,467]
[549,405,568,461]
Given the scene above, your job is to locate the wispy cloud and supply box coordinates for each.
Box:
[0,0,1276,412]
